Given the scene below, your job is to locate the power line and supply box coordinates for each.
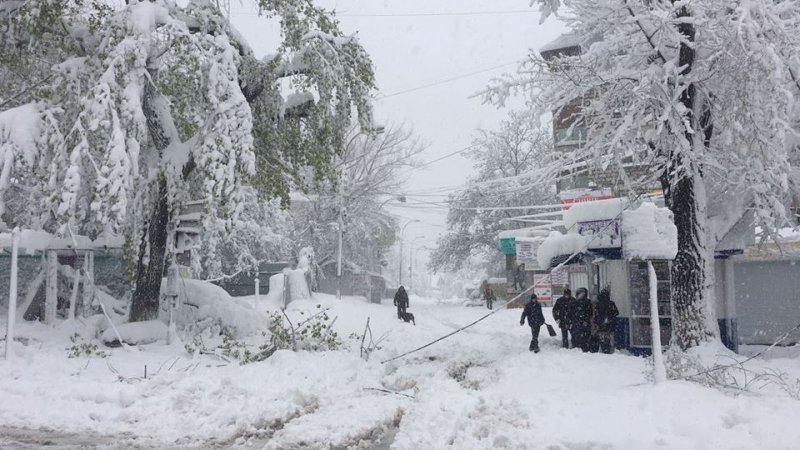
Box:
[377,61,519,100]
[229,9,538,18]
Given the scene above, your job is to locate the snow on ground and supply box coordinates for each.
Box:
[2,292,800,449]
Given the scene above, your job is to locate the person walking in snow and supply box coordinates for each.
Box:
[394,286,409,319]
[592,288,619,354]
[520,293,546,353]
[568,287,593,352]
[484,285,496,310]
[552,288,573,348]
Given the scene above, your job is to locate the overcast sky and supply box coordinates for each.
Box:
[229,0,567,271]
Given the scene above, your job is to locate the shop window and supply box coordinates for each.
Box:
[629,260,671,348]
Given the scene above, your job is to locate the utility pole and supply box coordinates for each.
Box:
[336,203,344,300]
[398,220,419,286]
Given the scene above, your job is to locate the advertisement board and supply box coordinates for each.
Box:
[533,274,552,302]
[515,237,543,270]
[577,219,621,249]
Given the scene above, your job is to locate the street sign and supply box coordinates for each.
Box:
[499,237,516,255]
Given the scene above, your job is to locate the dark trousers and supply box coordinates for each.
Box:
[597,332,614,354]
[559,326,570,348]
[570,325,590,352]
[529,325,541,352]
[396,304,406,318]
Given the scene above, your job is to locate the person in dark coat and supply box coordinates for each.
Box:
[568,287,593,352]
[552,288,573,348]
[592,289,619,354]
[520,293,546,353]
[484,286,496,310]
[394,286,409,319]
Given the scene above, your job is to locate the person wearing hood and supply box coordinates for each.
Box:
[552,288,573,348]
[568,287,593,352]
[520,293,546,353]
[394,286,409,319]
[592,288,619,354]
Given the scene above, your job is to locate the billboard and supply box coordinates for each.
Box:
[533,274,552,302]
[577,219,621,249]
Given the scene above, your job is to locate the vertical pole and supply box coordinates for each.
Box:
[336,206,343,300]
[81,252,94,318]
[648,261,666,384]
[67,260,80,321]
[45,250,57,325]
[165,264,180,345]
[254,277,260,310]
[409,254,413,292]
[5,227,20,360]
[399,239,403,287]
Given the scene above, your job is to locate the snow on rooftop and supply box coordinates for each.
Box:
[622,202,677,260]
[498,227,541,239]
[537,231,587,269]
[539,32,582,53]
[562,197,626,231]
[0,230,124,253]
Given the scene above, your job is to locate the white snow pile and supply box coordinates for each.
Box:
[622,202,678,260]
[537,231,587,268]
[171,279,266,338]
[562,197,626,230]
[101,320,168,346]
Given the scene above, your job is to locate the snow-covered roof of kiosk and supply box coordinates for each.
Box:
[562,197,626,231]
[536,200,678,267]
[497,227,546,240]
[0,230,124,253]
[622,202,678,260]
[537,232,588,269]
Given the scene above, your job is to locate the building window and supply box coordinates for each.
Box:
[555,127,587,147]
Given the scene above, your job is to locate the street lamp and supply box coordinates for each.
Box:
[398,220,419,286]
[408,239,424,292]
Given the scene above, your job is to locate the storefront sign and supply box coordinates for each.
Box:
[577,219,621,249]
[559,188,613,210]
[515,238,543,270]
[499,237,516,255]
[533,274,551,302]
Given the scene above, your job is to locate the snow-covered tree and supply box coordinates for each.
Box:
[0,0,375,321]
[292,125,422,277]
[195,186,293,280]
[485,0,800,349]
[430,111,555,273]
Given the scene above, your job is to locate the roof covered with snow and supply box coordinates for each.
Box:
[537,231,587,269]
[0,230,124,252]
[621,202,677,260]
[498,227,543,239]
[539,32,582,53]
[563,197,626,231]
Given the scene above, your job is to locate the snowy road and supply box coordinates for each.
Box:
[3,295,800,449]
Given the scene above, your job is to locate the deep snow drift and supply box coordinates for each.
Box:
[2,292,800,449]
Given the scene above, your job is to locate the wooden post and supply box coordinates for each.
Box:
[44,250,58,324]
[5,228,20,360]
[81,252,94,318]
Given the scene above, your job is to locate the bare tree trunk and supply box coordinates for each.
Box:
[129,73,173,322]
[662,3,718,350]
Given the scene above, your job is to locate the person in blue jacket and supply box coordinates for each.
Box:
[520,293,546,353]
